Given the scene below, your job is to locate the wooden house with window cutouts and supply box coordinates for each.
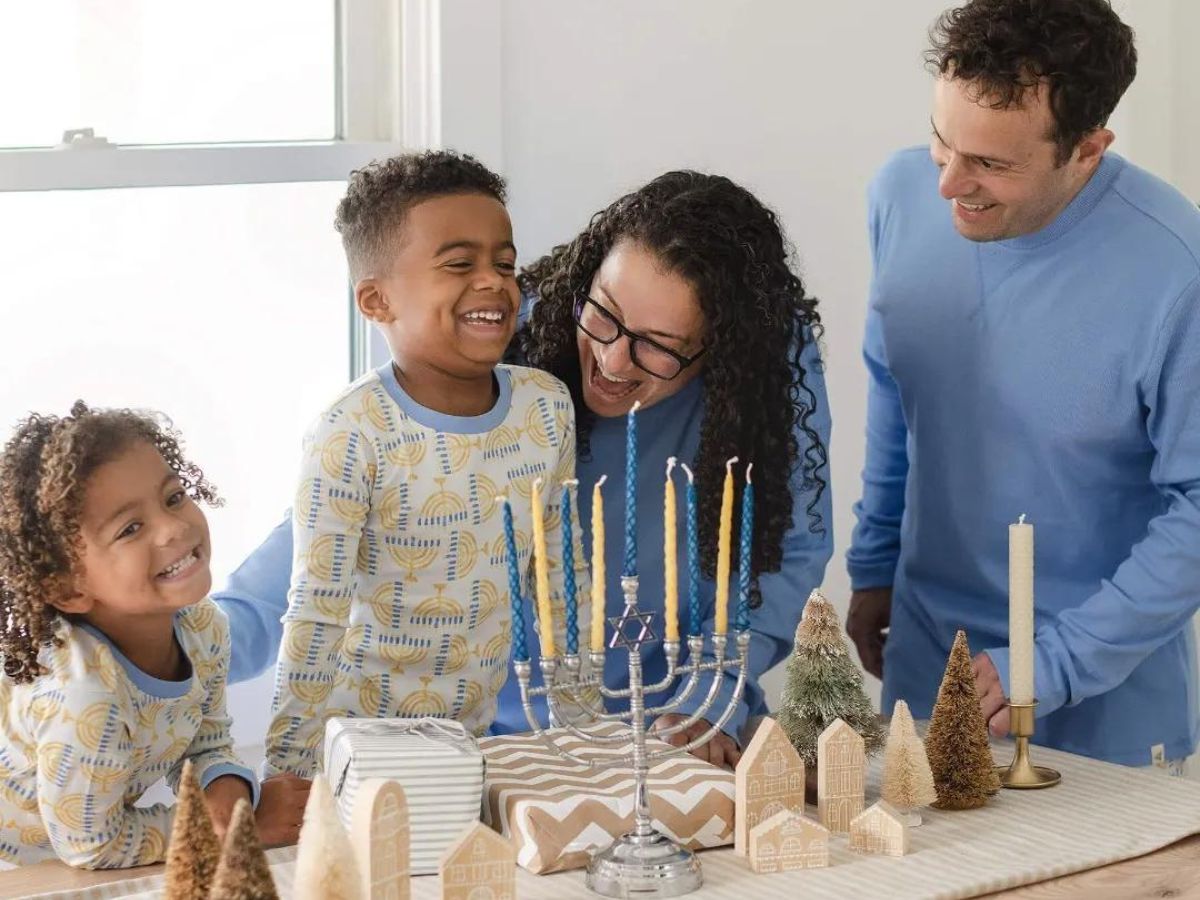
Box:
[352,778,411,900]
[849,800,909,857]
[439,822,515,900]
[817,717,865,833]
[734,716,806,854]
[747,809,830,873]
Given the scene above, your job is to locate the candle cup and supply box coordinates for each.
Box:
[995,700,1061,789]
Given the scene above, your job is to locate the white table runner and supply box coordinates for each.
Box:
[19,737,1200,900]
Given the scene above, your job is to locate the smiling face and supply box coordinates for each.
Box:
[576,240,707,417]
[357,192,520,381]
[930,76,1110,242]
[63,440,212,624]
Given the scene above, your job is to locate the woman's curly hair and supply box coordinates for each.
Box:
[926,0,1136,164]
[516,171,826,599]
[0,401,220,684]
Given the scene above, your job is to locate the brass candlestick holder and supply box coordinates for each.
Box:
[995,700,1061,788]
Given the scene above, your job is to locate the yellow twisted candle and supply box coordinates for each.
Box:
[591,475,607,652]
[715,457,738,634]
[664,458,679,641]
[530,477,555,655]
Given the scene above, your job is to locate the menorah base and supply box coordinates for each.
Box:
[585,831,703,897]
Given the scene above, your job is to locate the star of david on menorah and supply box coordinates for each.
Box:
[501,402,755,897]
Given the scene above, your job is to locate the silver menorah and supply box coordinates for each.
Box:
[514,573,750,897]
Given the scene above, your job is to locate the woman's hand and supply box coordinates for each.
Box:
[202,774,252,841]
[651,714,741,769]
[255,774,312,848]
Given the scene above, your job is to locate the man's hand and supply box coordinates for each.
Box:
[651,715,741,769]
[256,774,312,848]
[202,774,252,842]
[846,587,892,679]
[971,652,1010,737]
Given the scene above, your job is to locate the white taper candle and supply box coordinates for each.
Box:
[1009,514,1035,705]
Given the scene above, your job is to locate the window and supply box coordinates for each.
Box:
[0,1,418,756]
[0,2,336,147]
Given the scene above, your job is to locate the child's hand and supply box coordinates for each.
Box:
[256,774,311,848]
[203,774,253,841]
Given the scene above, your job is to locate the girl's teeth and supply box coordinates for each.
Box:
[464,311,504,322]
[160,551,197,577]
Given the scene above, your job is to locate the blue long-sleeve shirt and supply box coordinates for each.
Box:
[847,148,1200,765]
[217,343,833,742]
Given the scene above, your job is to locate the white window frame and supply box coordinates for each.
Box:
[0,0,449,376]
[0,0,503,375]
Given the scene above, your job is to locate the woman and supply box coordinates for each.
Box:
[217,170,831,767]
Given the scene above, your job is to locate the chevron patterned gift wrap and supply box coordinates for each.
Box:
[479,723,735,873]
[323,717,485,874]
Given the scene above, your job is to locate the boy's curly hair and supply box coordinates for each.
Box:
[517,171,826,602]
[335,149,508,280]
[926,0,1136,164]
[0,401,219,684]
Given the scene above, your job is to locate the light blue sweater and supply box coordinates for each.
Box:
[217,345,833,741]
[847,148,1200,764]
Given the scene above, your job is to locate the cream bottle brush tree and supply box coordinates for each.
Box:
[881,699,937,825]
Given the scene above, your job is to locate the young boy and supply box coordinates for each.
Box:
[265,151,588,778]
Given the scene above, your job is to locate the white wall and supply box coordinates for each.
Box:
[432,0,1196,713]
[1170,2,1200,202]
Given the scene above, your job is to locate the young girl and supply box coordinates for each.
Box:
[0,401,300,869]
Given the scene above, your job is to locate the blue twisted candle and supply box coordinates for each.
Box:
[736,463,754,632]
[622,400,641,577]
[499,496,529,661]
[561,480,579,654]
[681,463,702,637]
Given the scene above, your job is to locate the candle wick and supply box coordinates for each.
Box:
[726,456,739,473]
[494,495,508,504]
[746,462,753,484]
[630,400,642,414]
[679,463,694,484]
[562,479,579,489]
[666,456,677,478]
[1018,513,1027,524]
[533,476,544,490]
[596,474,608,489]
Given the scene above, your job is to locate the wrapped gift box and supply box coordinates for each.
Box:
[324,717,485,874]
[480,723,735,874]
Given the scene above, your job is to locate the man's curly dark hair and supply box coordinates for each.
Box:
[0,401,220,684]
[926,0,1136,164]
[335,149,508,280]
[516,171,827,598]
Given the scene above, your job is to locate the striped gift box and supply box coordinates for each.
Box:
[323,717,485,874]
[480,724,735,874]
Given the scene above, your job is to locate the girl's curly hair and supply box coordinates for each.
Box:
[0,401,220,684]
[517,171,826,599]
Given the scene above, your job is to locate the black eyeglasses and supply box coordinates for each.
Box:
[573,295,706,381]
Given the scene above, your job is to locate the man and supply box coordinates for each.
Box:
[847,0,1200,768]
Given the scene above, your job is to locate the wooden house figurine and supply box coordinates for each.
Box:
[352,779,410,900]
[747,809,829,873]
[439,822,516,900]
[734,716,806,855]
[817,718,864,833]
[850,800,908,857]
